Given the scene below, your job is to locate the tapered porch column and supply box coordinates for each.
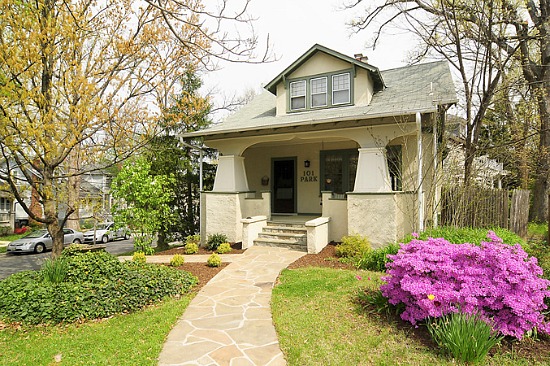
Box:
[353,147,391,192]
[213,155,249,192]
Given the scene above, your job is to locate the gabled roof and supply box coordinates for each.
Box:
[183,59,457,139]
[264,44,385,94]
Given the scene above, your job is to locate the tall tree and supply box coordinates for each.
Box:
[346,0,550,220]
[0,0,267,258]
[346,0,514,185]
[146,67,214,250]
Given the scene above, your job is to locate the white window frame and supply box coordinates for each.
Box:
[289,80,306,111]
[310,77,327,108]
[332,73,351,105]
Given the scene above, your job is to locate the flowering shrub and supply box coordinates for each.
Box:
[380,231,550,339]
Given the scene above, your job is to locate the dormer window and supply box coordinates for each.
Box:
[287,70,353,112]
[311,77,327,108]
[332,73,350,105]
[290,80,306,110]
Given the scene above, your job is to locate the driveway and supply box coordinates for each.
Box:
[0,238,135,280]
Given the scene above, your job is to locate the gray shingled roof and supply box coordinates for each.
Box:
[184,60,457,138]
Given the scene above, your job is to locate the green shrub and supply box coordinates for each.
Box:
[132,251,147,265]
[528,222,548,238]
[64,251,126,282]
[358,242,400,271]
[41,258,69,284]
[427,311,503,364]
[216,242,232,254]
[185,242,199,254]
[335,234,371,258]
[207,253,222,267]
[62,244,89,256]
[206,233,228,251]
[0,251,197,325]
[0,226,12,236]
[185,234,200,245]
[133,234,155,255]
[170,254,185,267]
[402,226,525,246]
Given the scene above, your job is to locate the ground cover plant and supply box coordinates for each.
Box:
[0,250,197,324]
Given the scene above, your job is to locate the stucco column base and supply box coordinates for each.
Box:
[354,147,391,192]
[213,155,250,192]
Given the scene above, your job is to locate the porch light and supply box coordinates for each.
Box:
[304,160,310,168]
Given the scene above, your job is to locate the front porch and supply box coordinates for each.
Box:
[198,121,432,252]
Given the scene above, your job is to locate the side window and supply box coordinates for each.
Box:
[63,229,71,235]
[289,80,306,110]
[386,145,402,191]
[320,149,359,194]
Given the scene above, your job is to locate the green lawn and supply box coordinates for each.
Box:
[272,267,548,366]
[0,233,27,242]
[0,296,192,365]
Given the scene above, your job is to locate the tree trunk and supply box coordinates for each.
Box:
[530,84,550,221]
[66,151,81,231]
[43,172,65,258]
[156,230,169,251]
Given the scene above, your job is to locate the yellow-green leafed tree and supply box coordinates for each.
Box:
[0,0,217,258]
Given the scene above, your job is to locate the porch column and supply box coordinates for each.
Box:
[354,147,391,192]
[213,155,250,192]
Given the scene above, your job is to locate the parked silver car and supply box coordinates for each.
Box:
[83,222,130,244]
[6,228,84,254]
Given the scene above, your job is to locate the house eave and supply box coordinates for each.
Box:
[185,106,444,140]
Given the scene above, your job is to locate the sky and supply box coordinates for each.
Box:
[201,0,417,118]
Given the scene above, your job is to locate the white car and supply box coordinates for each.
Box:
[83,222,130,244]
[7,228,84,254]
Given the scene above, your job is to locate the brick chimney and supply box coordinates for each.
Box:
[354,53,369,63]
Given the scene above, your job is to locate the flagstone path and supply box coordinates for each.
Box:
[158,246,306,366]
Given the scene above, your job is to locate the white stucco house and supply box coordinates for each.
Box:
[184,44,457,252]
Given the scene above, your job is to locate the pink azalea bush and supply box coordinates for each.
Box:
[380,231,550,339]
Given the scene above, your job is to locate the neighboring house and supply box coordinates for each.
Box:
[184,44,457,251]
[0,192,14,229]
[1,162,112,229]
[443,116,508,189]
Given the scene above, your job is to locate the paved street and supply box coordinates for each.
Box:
[0,238,135,280]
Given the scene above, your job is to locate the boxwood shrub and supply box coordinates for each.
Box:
[0,251,197,325]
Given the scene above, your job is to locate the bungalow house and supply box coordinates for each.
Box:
[184,44,457,252]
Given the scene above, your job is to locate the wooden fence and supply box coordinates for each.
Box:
[441,187,530,237]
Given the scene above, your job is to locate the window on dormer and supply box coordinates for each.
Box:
[310,77,327,108]
[290,80,306,110]
[287,70,352,112]
[332,73,350,105]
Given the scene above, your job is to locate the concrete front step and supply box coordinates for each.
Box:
[257,231,306,243]
[253,237,308,252]
[262,225,307,234]
[254,221,308,251]
[267,221,307,228]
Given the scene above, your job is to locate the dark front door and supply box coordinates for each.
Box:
[273,158,296,213]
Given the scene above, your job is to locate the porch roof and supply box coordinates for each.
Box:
[183,60,457,139]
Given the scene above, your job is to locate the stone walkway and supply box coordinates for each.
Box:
[158,246,305,366]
